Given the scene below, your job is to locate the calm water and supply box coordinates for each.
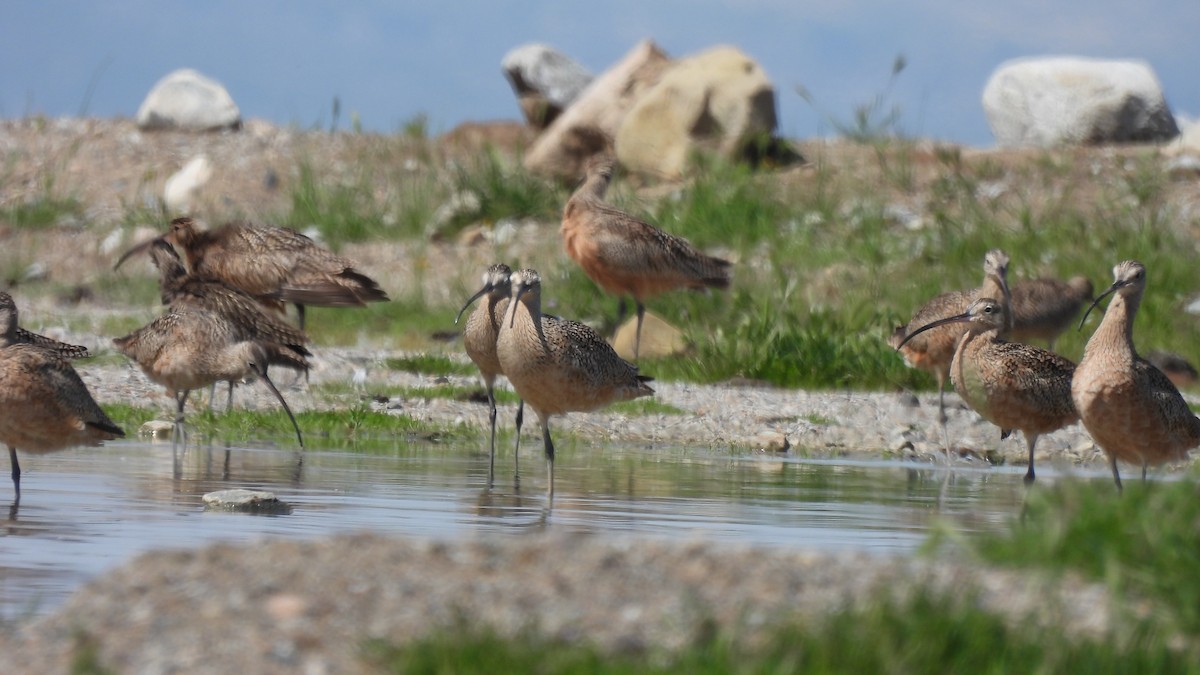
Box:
[0,437,1106,619]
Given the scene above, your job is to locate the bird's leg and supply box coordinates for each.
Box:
[296,303,307,331]
[936,374,952,465]
[611,297,628,338]
[486,384,497,488]
[174,390,191,448]
[634,301,646,362]
[1110,454,1123,492]
[1023,434,1038,485]
[1142,461,1148,481]
[542,419,555,504]
[9,446,20,501]
[226,381,235,412]
[206,382,217,413]
[513,399,524,487]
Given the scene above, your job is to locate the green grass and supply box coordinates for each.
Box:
[363,588,1188,674]
[383,354,475,377]
[101,402,463,448]
[969,478,1200,645]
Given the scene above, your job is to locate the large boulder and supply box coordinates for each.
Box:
[982,57,1179,147]
[136,69,241,132]
[615,45,778,178]
[524,40,671,179]
[502,44,593,129]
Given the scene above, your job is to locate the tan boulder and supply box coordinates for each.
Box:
[615,45,778,178]
[524,40,671,179]
[611,311,687,360]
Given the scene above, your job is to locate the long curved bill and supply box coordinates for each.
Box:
[259,368,304,448]
[454,284,492,325]
[894,311,972,351]
[1076,281,1122,331]
[113,235,167,270]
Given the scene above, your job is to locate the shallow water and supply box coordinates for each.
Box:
[0,437,1106,619]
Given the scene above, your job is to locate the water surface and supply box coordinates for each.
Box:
[0,438,1106,619]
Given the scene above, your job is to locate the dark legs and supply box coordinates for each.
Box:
[1110,454,1123,492]
[295,303,307,331]
[173,390,192,447]
[634,301,646,362]
[485,384,497,487]
[1023,434,1039,485]
[513,399,524,483]
[9,446,20,502]
[541,418,555,502]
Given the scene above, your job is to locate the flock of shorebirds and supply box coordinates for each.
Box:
[0,153,1194,508]
[893,250,1200,490]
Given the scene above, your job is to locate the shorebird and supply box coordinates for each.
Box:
[113,303,306,448]
[891,249,1011,429]
[0,292,91,359]
[1009,275,1094,350]
[496,268,654,501]
[560,155,731,360]
[896,297,1077,483]
[122,239,313,409]
[116,217,389,329]
[0,294,123,501]
[456,263,525,485]
[1072,260,1200,490]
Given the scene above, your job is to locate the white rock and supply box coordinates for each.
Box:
[502,43,593,125]
[982,56,1178,147]
[136,69,241,131]
[162,155,212,214]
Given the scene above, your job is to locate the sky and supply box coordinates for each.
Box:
[3,1,1198,147]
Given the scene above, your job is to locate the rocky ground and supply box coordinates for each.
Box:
[0,118,1185,671]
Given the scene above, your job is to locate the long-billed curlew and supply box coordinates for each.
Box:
[1072,261,1200,489]
[113,303,306,448]
[455,263,525,485]
[116,217,389,329]
[0,291,91,359]
[891,249,1012,429]
[0,294,124,501]
[1009,275,1093,350]
[125,239,313,409]
[560,155,731,360]
[896,297,1077,483]
[496,268,654,501]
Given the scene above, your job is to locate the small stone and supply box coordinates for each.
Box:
[203,489,291,514]
[139,420,175,438]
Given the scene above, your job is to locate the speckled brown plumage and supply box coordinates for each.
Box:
[898,297,1077,483]
[144,240,311,369]
[118,217,389,329]
[0,295,123,500]
[1072,261,1200,489]
[113,304,305,448]
[0,292,90,358]
[1009,275,1093,349]
[891,249,1011,427]
[560,155,731,360]
[496,268,654,500]
[456,263,524,484]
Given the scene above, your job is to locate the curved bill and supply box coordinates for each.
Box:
[454,284,492,325]
[114,235,167,271]
[894,311,973,351]
[257,366,304,448]
[1076,282,1122,332]
[509,284,530,328]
